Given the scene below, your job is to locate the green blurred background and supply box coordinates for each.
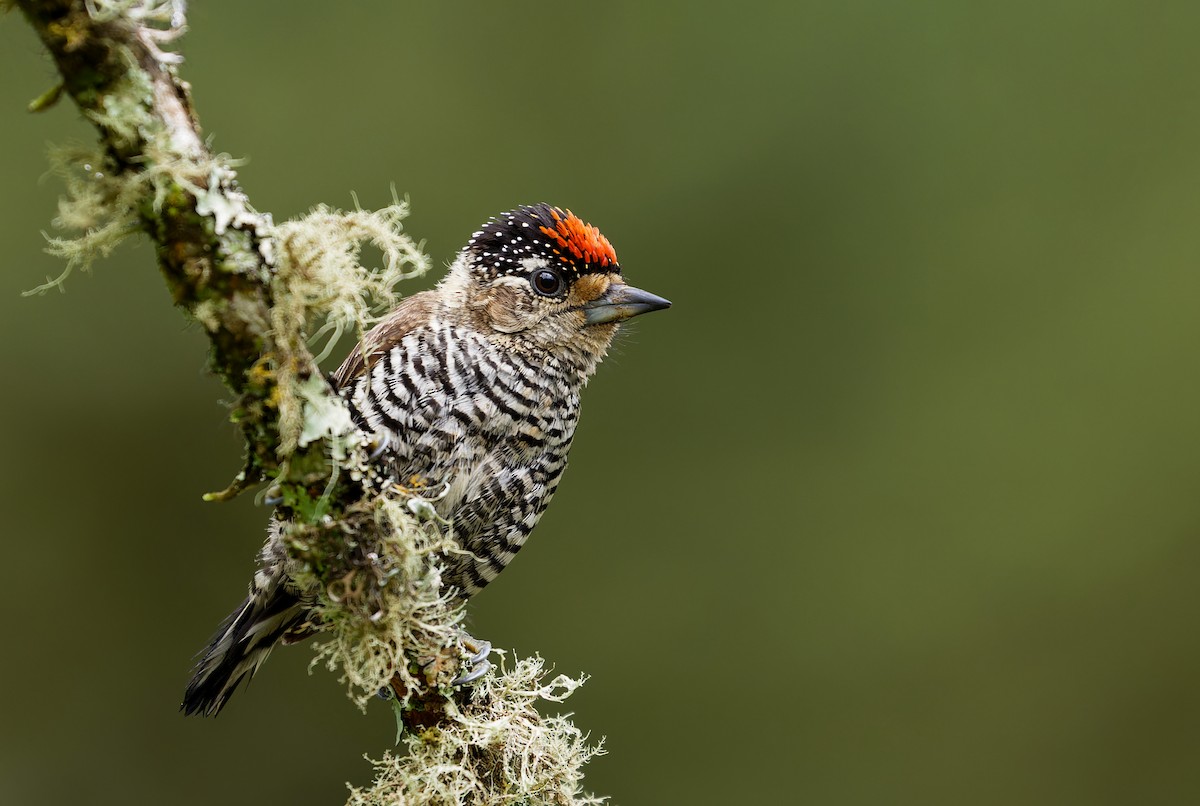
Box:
[3,1,1200,803]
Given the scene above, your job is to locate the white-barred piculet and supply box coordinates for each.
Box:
[182,204,671,716]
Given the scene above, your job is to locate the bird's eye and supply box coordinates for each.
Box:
[531,268,564,297]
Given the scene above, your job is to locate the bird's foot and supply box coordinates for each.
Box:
[374,634,491,742]
[366,431,393,461]
[375,631,492,699]
[451,632,493,686]
[393,477,452,523]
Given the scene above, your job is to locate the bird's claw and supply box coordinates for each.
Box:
[378,634,492,694]
[368,434,391,461]
[451,658,491,686]
[450,635,493,687]
[467,640,492,667]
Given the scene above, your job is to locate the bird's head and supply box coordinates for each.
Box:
[438,204,670,370]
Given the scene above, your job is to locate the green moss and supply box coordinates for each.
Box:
[278,470,335,523]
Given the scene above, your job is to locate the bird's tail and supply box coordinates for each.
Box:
[181,575,308,717]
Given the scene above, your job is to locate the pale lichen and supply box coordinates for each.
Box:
[87,53,157,146]
[30,144,137,294]
[347,656,606,806]
[28,142,162,294]
[283,493,464,710]
[296,373,362,459]
[85,0,185,28]
[26,140,256,296]
[273,196,429,353]
[85,0,187,64]
[271,197,429,454]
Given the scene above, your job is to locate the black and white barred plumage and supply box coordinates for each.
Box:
[346,315,583,594]
[182,204,669,716]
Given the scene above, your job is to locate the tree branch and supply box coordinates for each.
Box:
[11,1,605,803]
[18,0,325,496]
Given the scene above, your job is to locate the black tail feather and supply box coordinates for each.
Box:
[181,584,304,717]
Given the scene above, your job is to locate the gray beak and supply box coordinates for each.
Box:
[583,283,672,325]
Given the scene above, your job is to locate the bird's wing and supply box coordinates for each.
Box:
[331,291,437,390]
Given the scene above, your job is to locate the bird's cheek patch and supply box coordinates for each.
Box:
[485,285,537,333]
[570,274,612,306]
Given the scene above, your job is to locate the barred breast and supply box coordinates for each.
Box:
[343,316,581,596]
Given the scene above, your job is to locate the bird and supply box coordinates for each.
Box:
[181,203,671,716]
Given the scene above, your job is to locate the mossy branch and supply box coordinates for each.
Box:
[11,1,604,803]
[18,0,304,490]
